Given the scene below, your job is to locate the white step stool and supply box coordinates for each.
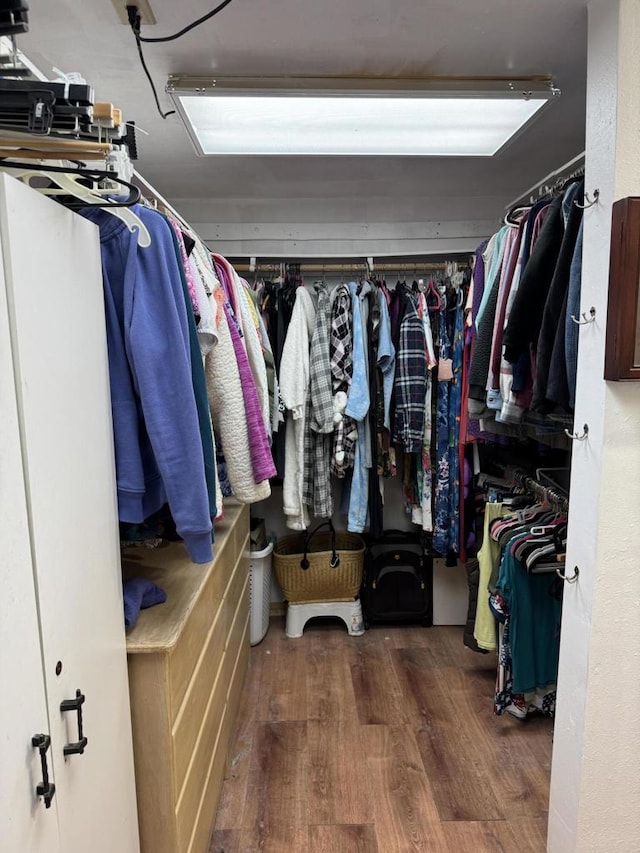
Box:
[285,599,365,639]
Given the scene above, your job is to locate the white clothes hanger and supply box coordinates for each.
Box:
[0,162,151,247]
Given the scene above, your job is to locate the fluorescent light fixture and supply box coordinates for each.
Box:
[167,76,556,157]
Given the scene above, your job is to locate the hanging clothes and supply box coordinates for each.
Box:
[214,261,276,487]
[486,224,522,410]
[346,281,371,533]
[411,291,437,531]
[531,180,584,412]
[468,253,505,418]
[163,217,219,523]
[280,286,316,530]
[393,288,427,453]
[564,220,585,409]
[433,306,452,555]
[376,284,396,477]
[81,204,214,564]
[502,195,564,368]
[304,282,334,518]
[205,294,272,506]
[367,284,384,538]
[447,287,465,552]
[494,541,562,718]
[329,282,357,478]
[259,277,298,479]
[213,255,273,448]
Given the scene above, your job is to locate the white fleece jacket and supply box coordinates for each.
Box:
[279,286,316,530]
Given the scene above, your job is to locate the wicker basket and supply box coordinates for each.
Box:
[273,521,365,604]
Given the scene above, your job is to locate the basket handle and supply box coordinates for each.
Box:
[300,520,341,570]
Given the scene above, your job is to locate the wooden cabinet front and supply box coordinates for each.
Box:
[125,502,250,853]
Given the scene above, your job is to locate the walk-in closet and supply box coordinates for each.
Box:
[2,2,639,852]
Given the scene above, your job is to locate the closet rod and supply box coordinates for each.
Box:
[132,169,189,228]
[505,151,585,210]
[232,261,466,274]
[514,471,569,512]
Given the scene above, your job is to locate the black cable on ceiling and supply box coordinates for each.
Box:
[136,0,236,43]
[128,8,175,120]
[126,1,236,121]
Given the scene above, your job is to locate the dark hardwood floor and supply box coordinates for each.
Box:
[210,618,552,853]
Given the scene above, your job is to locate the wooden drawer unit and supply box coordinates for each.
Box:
[124,502,250,853]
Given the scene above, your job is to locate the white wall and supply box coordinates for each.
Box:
[177,195,497,258]
[549,1,640,850]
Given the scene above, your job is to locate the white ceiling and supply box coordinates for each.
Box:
[19,0,588,234]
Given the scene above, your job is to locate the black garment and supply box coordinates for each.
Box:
[521,199,552,268]
[510,199,552,394]
[180,230,196,257]
[502,194,564,365]
[546,288,571,410]
[531,181,584,412]
[261,280,298,480]
[468,267,502,402]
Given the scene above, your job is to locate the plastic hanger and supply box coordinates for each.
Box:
[0,159,151,247]
[504,203,530,227]
[427,278,443,311]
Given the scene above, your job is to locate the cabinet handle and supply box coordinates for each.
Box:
[60,689,88,756]
[32,734,56,808]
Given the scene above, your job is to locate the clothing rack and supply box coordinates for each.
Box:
[231,255,472,276]
[514,470,569,513]
[132,169,190,228]
[505,151,585,211]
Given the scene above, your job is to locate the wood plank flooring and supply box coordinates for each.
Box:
[210,619,553,853]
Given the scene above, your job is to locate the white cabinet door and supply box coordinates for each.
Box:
[0,216,59,853]
[0,175,139,853]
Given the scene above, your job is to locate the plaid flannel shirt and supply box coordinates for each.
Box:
[393,293,427,453]
[303,283,334,517]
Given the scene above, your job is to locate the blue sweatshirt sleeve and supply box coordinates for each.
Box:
[127,209,213,563]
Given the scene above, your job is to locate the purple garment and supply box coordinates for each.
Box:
[389,285,402,343]
[214,258,239,319]
[123,578,167,630]
[466,241,488,440]
[223,300,276,483]
[489,219,526,391]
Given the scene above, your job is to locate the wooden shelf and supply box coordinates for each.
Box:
[124,501,246,653]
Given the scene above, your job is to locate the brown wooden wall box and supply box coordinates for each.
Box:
[604,196,640,380]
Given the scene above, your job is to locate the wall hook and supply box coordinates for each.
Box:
[564,423,589,441]
[556,565,580,584]
[575,189,600,209]
[571,306,597,325]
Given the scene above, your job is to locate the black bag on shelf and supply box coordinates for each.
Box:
[360,529,433,627]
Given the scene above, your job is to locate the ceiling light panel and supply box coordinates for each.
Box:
[167,77,555,157]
